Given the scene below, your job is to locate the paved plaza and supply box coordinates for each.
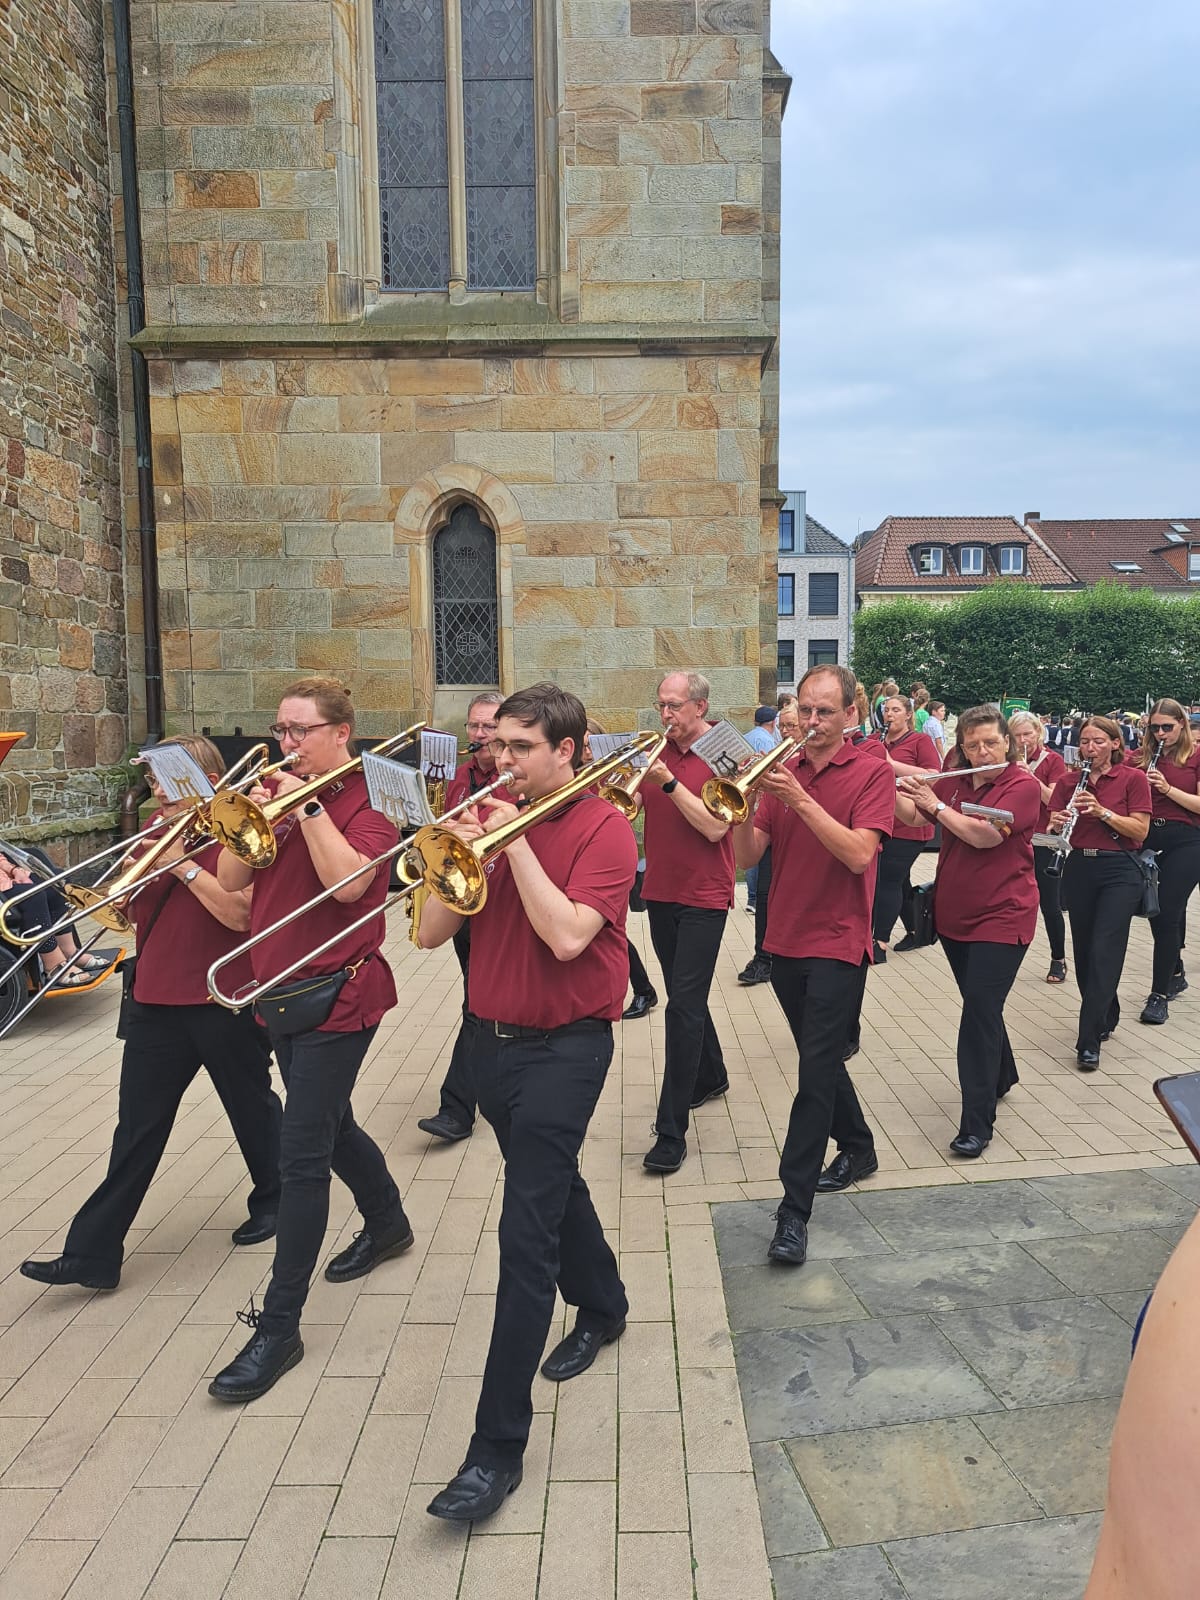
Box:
[0,866,1193,1599]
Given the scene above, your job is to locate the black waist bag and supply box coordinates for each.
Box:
[902,881,938,946]
[1131,849,1160,919]
[254,962,360,1036]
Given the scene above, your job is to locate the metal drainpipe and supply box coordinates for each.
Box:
[111,0,164,834]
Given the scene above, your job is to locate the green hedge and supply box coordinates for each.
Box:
[852,583,1200,711]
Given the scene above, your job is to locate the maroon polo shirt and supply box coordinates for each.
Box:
[1025,748,1068,834]
[467,793,638,1029]
[1150,748,1200,825]
[931,764,1041,944]
[446,755,496,812]
[130,824,253,1006]
[861,730,941,841]
[641,739,735,910]
[1047,764,1154,853]
[248,771,399,1030]
[754,740,894,964]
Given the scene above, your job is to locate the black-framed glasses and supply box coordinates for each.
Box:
[268,721,335,741]
[488,738,550,760]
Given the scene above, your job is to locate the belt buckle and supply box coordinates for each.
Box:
[493,1020,515,1039]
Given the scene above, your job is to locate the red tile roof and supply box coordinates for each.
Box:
[1027,518,1200,590]
[855,516,1076,592]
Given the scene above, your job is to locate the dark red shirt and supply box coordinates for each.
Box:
[862,730,941,841]
[1148,747,1200,826]
[641,739,735,910]
[130,825,253,1006]
[446,755,496,812]
[467,793,638,1028]
[1024,748,1068,834]
[931,764,1041,944]
[1047,764,1154,853]
[248,771,399,1030]
[754,741,894,964]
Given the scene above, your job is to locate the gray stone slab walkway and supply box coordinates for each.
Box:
[715,1168,1200,1599]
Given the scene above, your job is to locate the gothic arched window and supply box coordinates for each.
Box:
[432,503,500,686]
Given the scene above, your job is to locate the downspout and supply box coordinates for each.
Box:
[112,0,162,833]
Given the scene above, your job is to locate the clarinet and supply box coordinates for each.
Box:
[1146,736,1164,777]
[1043,758,1093,879]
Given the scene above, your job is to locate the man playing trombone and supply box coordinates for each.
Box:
[207,677,412,1404]
[416,682,637,1523]
[21,735,283,1293]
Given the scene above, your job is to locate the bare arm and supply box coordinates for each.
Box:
[732,816,769,869]
[645,759,730,845]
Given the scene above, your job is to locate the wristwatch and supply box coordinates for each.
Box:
[1101,809,1113,824]
[301,799,324,819]
[662,778,680,795]
[181,865,201,884]
[934,800,947,815]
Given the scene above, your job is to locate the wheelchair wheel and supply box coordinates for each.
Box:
[0,959,25,1035]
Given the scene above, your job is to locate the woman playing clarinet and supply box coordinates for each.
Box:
[1135,699,1200,1026]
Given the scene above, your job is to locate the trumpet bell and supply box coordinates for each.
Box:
[207,792,279,868]
[598,784,639,822]
[407,827,487,915]
[64,883,133,935]
[700,777,749,826]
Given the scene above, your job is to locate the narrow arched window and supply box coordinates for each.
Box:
[432,503,500,686]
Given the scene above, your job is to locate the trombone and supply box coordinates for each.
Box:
[701,735,806,824]
[207,723,426,870]
[598,733,668,820]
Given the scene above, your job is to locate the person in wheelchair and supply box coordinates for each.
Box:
[0,847,120,990]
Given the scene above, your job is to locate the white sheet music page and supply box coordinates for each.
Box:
[420,730,459,784]
[362,752,435,831]
[589,732,642,764]
[690,721,755,779]
[137,745,215,803]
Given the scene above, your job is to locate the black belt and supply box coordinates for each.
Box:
[471,1014,611,1041]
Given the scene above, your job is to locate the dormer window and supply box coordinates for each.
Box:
[959,545,984,576]
[1110,561,1142,573]
[916,546,944,575]
[1189,553,1200,582]
[998,545,1024,575]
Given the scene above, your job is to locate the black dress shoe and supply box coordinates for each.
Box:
[690,1078,730,1110]
[231,1214,277,1247]
[324,1217,414,1283]
[541,1318,626,1382]
[1140,993,1169,1025]
[642,1134,686,1174]
[427,1460,523,1522]
[872,942,887,963]
[1076,1049,1101,1070]
[737,957,772,987]
[19,1255,119,1291]
[816,1149,879,1192]
[767,1212,808,1265]
[948,1134,990,1159]
[417,1112,473,1142]
[892,933,921,952]
[208,1324,304,1403]
[621,991,658,1021]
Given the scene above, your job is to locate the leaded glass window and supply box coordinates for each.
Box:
[433,504,500,686]
[374,0,536,293]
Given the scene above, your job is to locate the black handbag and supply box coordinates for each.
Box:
[901,880,938,946]
[254,960,362,1036]
[1131,848,1160,918]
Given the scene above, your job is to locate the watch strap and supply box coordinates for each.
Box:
[662,778,679,795]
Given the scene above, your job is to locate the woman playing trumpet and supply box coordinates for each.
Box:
[897,707,1041,1157]
[1135,699,1200,1026]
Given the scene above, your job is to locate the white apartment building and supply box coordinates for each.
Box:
[776,490,856,690]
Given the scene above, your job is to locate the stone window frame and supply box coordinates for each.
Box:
[357,0,559,306]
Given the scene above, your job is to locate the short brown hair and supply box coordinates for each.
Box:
[797,663,857,709]
[280,677,355,733]
[952,705,1017,765]
[497,682,587,770]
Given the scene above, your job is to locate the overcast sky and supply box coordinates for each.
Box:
[770,0,1200,543]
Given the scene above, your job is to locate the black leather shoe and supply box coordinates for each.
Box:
[737,958,772,986]
[417,1112,473,1142]
[892,933,921,952]
[427,1461,523,1522]
[19,1255,119,1291]
[948,1134,990,1159]
[1076,1049,1101,1071]
[643,1134,686,1174]
[1169,965,1188,998]
[208,1325,303,1403]
[690,1078,730,1110]
[816,1149,879,1192]
[324,1218,414,1283]
[541,1318,626,1382]
[872,942,887,963]
[231,1214,277,1247]
[767,1212,808,1266]
[621,991,658,1021]
[1140,993,1169,1025]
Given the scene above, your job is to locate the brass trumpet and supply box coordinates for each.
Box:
[701,735,805,825]
[598,733,668,820]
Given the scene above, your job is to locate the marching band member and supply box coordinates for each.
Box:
[417,691,503,1142]
[861,694,940,958]
[1136,699,1200,1025]
[1047,716,1152,1070]
[21,735,282,1292]
[1009,711,1070,984]
[209,678,411,1403]
[416,683,636,1522]
[733,665,893,1262]
[639,671,734,1175]
[897,707,1040,1156]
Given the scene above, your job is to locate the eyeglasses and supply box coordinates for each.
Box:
[488,738,550,760]
[269,721,334,742]
[795,705,842,720]
[1149,723,1177,733]
[466,720,498,734]
[656,700,695,714]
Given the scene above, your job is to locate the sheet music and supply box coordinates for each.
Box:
[420,729,459,785]
[137,745,215,803]
[589,732,651,767]
[690,721,755,779]
[362,751,435,831]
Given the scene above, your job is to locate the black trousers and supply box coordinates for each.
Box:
[939,937,1026,1140]
[646,901,728,1140]
[1063,852,1143,1053]
[873,838,924,944]
[1148,821,1200,994]
[258,1024,404,1338]
[1032,845,1067,963]
[65,1002,282,1270]
[627,937,653,997]
[467,1018,626,1467]
[436,924,476,1128]
[771,955,875,1222]
[753,846,773,962]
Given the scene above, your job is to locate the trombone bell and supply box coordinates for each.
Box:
[64,883,134,935]
[205,791,282,869]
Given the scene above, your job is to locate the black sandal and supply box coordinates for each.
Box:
[1046,959,1067,985]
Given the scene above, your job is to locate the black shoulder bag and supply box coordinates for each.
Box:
[115,882,174,1040]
